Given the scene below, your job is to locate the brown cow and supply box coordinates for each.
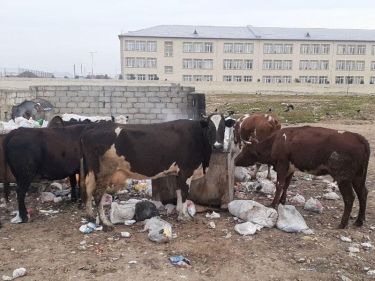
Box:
[233,113,281,179]
[234,125,370,229]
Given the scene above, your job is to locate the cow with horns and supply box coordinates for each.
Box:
[79,113,236,231]
[234,125,370,229]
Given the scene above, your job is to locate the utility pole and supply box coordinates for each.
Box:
[89,51,97,76]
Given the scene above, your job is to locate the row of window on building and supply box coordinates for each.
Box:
[124,40,375,56]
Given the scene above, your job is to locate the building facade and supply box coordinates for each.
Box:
[118,25,375,86]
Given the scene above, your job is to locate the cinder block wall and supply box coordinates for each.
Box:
[1,84,196,124]
[0,90,36,120]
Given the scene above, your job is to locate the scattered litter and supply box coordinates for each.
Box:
[323,192,340,200]
[304,197,323,214]
[169,255,191,268]
[124,220,136,226]
[53,197,62,203]
[361,242,373,248]
[2,267,27,280]
[10,211,26,224]
[165,204,177,215]
[302,229,315,235]
[102,194,113,206]
[367,270,375,277]
[79,222,100,234]
[134,200,159,222]
[50,182,63,190]
[39,210,59,214]
[39,192,56,203]
[234,222,258,236]
[206,211,220,219]
[223,233,232,239]
[128,260,137,264]
[340,236,352,242]
[348,247,360,253]
[187,200,196,217]
[257,179,276,194]
[303,175,313,181]
[276,204,309,233]
[143,217,172,243]
[53,189,71,197]
[301,236,318,242]
[121,232,131,238]
[234,167,251,182]
[208,221,216,229]
[289,193,306,206]
[110,202,136,224]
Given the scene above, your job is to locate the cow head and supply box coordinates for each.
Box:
[201,114,235,151]
[234,142,258,167]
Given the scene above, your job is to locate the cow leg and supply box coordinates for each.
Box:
[94,189,114,231]
[337,179,355,229]
[69,174,77,202]
[14,183,30,223]
[251,163,261,180]
[270,163,289,208]
[175,172,192,221]
[85,172,96,223]
[352,175,368,227]
[279,172,294,205]
[266,165,272,180]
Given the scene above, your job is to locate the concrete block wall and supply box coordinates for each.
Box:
[0,90,36,120]
[23,83,196,124]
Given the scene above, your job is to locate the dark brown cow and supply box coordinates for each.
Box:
[80,114,236,231]
[3,124,90,223]
[233,113,281,179]
[234,125,370,229]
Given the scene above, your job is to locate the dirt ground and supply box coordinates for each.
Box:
[1,100,375,281]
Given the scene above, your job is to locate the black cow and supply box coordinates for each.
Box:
[80,114,236,231]
[234,126,370,229]
[3,124,90,223]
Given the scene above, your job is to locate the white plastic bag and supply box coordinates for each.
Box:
[143,217,172,243]
[228,200,278,228]
[234,167,251,182]
[234,222,258,236]
[257,179,276,194]
[290,193,306,206]
[109,202,136,224]
[276,204,309,233]
[323,192,340,200]
[304,197,324,213]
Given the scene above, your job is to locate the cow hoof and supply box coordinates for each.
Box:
[103,224,115,232]
[338,223,347,229]
[86,215,96,223]
[353,219,363,227]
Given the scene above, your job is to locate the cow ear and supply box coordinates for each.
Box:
[225,118,236,128]
[200,119,209,128]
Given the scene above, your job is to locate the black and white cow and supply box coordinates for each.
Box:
[80,114,235,231]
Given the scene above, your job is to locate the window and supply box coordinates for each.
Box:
[204,42,213,53]
[319,76,328,84]
[273,76,281,83]
[224,43,233,53]
[371,77,375,84]
[136,57,146,68]
[164,66,173,74]
[284,44,293,54]
[164,42,173,57]
[274,44,283,54]
[299,76,308,83]
[204,75,213,81]
[234,43,243,53]
[125,57,135,67]
[335,76,345,84]
[310,60,319,70]
[244,76,252,82]
[372,45,375,55]
[193,59,203,69]
[148,74,158,80]
[337,45,346,55]
[193,75,202,81]
[347,45,356,55]
[193,42,203,52]
[274,60,282,70]
[223,75,232,81]
[320,60,329,70]
[309,76,318,84]
[182,75,192,81]
[346,60,355,70]
[300,44,309,54]
[125,40,135,51]
[204,59,213,69]
[183,59,192,69]
[284,60,292,70]
[183,42,192,52]
[234,76,242,82]
[311,44,320,54]
[233,59,243,69]
[137,74,146,81]
[262,76,271,83]
[244,43,254,53]
[147,41,157,52]
[126,74,135,80]
[244,60,253,69]
[371,61,375,70]
[355,76,364,84]
[336,60,345,70]
[223,59,232,69]
[263,44,272,54]
[147,58,157,68]
[346,76,354,84]
[358,45,366,55]
[321,44,330,54]
[356,61,365,71]
[263,60,272,70]
[136,41,146,51]
[283,76,292,83]
[299,60,309,70]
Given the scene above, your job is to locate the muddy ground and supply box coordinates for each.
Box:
[1,99,375,281]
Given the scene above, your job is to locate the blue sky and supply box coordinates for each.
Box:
[1,0,374,77]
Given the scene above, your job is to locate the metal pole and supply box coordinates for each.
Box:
[89,51,97,76]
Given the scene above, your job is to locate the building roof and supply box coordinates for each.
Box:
[119,25,375,42]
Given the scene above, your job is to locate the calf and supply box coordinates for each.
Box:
[80,114,235,231]
[3,124,90,223]
[234,125,370,229]
[233,113,281,179]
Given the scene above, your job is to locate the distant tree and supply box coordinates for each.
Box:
[118,74,123,80]
[86,75,91,79]
[104,74,109,79]
[51,75,55,78]
[75,75,79,79]
[64,76,69,79]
